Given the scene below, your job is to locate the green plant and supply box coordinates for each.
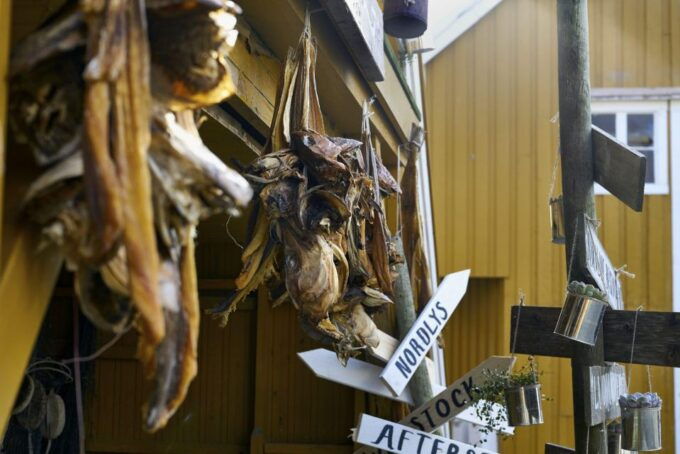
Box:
[471,357,546,442]
[567,281,607,301]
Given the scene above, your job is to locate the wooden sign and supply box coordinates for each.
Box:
[584,217,623,310]
[319,0,385,81]
[299,349,414,404]
[402,356,515,433]
[586,363,627,425]
[298,349,445,405]
[367,329,439,387]
[545,443,575,454]
[380,270,471,397]
[592,125,646,212]
[354,357,515,454]
[354,414,499,454]
[510,306,680,367]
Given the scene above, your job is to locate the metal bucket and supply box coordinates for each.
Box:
[550,196,566,244]
[621,406,662,451]
[554,292,607,346]
[504,384,544,426]
[384,0,428,39]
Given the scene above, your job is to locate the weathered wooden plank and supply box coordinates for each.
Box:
[354,414,498,454]
[545,443,575,454]
[380,269,470,397]
[318,0,385,81]
[0,0,9,261]
[592,125,646,212]
[86,440,247,453]
[511,306,680,367]
[264,443,352,454]
[0,231,62,435]
[556,0,605,450]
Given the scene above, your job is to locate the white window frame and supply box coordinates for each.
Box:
[592,100,669,195]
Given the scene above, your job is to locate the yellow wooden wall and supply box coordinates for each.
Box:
[426,0,680,452]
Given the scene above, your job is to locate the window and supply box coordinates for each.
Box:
[592,101,669,194]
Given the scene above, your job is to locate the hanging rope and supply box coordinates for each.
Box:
[547,146,561,204]
[566,216,580,283]
[62,323,132,365]
[395,143,403,238]
[615,264,636,280]
[72,300,86,454]
[626,305,643,387]
[511,290,526,358]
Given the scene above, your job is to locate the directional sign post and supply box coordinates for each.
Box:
[354,356,516,454]
[298,348,444,405]
[354,414,499,454]
[584,218,623,310]
[380,270,470,397]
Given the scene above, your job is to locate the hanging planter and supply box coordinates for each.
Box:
[619,393,662,452]
[549,196,566,244]
[472,356,545,440]
[554,281,608,346]
[384,0,428,39]
[504,383,544,426]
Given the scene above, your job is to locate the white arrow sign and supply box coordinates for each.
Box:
[354,414,499,454]
[298,349,445,405]
[354,356,515,454]
[380,270,471,397]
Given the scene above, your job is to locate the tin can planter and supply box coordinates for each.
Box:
[554,282,608,346]
[549,196,566,244]
[620,393,662,451]
[384,0,428,39]
[504,384,544,426]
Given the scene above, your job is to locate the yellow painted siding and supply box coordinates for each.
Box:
[427,0,677,451]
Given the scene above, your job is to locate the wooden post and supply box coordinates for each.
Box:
[0,0,11,259]
[556,0,605,452]
[392,235,434,409]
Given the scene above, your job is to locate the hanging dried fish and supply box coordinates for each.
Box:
[399,125,433,310]
[11,0,249,432]
[217,16,398,362]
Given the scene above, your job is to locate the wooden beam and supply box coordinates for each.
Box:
[86,440,247,453]
[0,0,9,260]
[593,125,646,212]
[545,443,575,454]
[0,230,62,434]
[239,0,415,159]
[318,0,385,81]
[225,31,279,136]
[264,443,352,454]
[511,306,680,367]
[556,0,604,450]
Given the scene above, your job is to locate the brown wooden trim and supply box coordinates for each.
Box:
[0,0,10,260]
[86,440,247,453]
[264,443,353,454]
[0,230,62,434]
[511,306,680,367]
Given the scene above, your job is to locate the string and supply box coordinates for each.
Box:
[626,305,644,387]
[615,264,636,280]
[511,290,526,357]
[396,144,403,238]
[647,365,653,393]
[62,323,132,365]
[566,216,580,283]
[225,216,244,250]
[547,146,560,203]
[72,300,86,454]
